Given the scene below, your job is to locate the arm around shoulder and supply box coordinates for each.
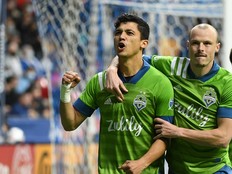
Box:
[105,55,128,102]
[173,117,232,148]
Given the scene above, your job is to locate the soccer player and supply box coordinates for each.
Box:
[106,24,232,173]
[60,13,174,174]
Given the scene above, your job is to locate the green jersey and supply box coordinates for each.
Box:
[144,55,232,173]
[73,61,174,174]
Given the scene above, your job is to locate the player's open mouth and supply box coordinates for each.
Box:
[118,43,125,49]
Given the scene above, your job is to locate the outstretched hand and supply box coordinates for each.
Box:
[154,118,180,139]
[62,71,81,88]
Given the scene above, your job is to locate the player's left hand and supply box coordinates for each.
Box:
[119,159,146,174]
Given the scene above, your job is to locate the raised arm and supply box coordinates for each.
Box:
[60,71,87,131]
[154,117,232,148]
[105,56,128,102]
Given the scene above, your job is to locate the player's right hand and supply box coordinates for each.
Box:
[62,71,81,88]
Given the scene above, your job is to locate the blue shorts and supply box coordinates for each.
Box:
[168,165,232,174]
[214,165,232,174]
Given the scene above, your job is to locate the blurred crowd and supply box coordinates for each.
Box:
[4,0,50,119]
[1,0,100,145]
[1,0,53,143]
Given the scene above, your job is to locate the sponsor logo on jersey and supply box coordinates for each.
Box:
[175,102,210,127]
[133,92,147,111]
[106,116,143,136]
[203,88,217,108]
[104,98,112,105]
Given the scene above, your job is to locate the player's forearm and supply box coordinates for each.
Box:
[60,101,78,131]
[60,82,79,130]
[110,55,119,68]
[138,139,166,168]
[107,56,119,73]
[178,127,230,148]
[60,71,86,131]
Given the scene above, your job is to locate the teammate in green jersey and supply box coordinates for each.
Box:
[106,24,232,173]
[60,13,174,174]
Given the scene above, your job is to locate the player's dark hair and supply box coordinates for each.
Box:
[114,13,150,40]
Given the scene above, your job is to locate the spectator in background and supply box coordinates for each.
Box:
[5,71,51,119]
[4,73,19,115]
[8,86,39,119]
[6,0,22,27]
[30,79,51,119]
[14,44,46,97]
[20,44,46,77]
[15,64,37,94]
[5,40,23,78]
[6,16,19,41]
[18,2,43,59]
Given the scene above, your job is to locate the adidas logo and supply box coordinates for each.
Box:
[104,98,112,105]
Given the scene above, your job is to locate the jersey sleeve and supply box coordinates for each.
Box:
[143,55,174,74]
[73,73,103,117]
[217,76,232,118]
[155,73,174,123]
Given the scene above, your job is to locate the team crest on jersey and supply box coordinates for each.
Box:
[203,88,217,108]
[133,92,147,111]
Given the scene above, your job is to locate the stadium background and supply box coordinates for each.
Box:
[0,0,231,173]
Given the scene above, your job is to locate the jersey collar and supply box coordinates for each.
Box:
[187,61,220,82]
[118,60,150,84]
